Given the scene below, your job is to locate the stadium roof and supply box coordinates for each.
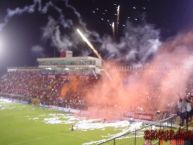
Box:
[37,56,101,62]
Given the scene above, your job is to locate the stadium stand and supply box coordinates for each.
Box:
[0,70,99,109]
[0,53,101,109]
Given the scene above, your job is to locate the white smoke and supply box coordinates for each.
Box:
[52,26,73,51]
[0,0,161,64]
[0,0,40,30]
[42,16,57,40]
[101,22,161,63]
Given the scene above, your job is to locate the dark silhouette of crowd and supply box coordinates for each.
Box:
[177,96,193,127]
[0,70,98,109]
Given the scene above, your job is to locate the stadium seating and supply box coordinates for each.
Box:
[0,70,98,109]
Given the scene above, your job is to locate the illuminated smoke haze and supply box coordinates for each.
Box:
[1,0,193,120]
[0,0,161,60]
[85,31,193,119]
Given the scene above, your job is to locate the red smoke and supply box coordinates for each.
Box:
[59,32,193,120]
[84,32,193,119]
[61,76,81,96]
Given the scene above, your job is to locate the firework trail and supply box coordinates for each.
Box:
[77,28,102,60]
[0,0,102,54]
[0,0,160,64]
[116,5,120,31]
[76,28,114,80]
[111,22,115,39]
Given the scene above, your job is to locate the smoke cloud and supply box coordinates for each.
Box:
[0,0,161,61]
[2,0,192,120]
[101,22,161,64]
[84,31,193,119]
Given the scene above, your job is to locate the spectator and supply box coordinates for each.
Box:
[177,98,187,126]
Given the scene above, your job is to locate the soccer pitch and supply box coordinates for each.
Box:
[0,98,145,145]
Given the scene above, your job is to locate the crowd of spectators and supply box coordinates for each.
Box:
[0,70,98,109]
[0,69,193,124]
[176,75,193,126]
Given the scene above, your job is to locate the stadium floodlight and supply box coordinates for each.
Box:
[46,67,52,70]
[64,68,70,71]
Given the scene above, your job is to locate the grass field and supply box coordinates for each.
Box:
[0,98,146,145]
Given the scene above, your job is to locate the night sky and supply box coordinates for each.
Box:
[0,0,193,75]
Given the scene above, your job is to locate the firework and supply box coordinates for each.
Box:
[116,5,120,28]
[111,22,115,38]
[103,69,113,81]
[76,28,102,60]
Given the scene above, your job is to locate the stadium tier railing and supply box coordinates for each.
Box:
[97,114,178,145]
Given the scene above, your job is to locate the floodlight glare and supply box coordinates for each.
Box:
[0,37,3,54]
